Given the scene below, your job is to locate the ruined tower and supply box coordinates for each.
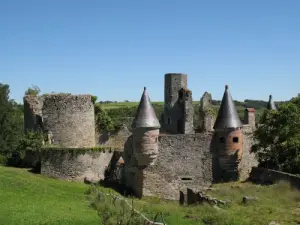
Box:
[244,108,256,128]
[163,73,194,134]
[213,85,243,181]
[199,92,215,132]
[129,87,161,197]
[267,95,277,110]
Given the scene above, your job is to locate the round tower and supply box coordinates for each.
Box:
[213,85,243,181]
[131,87,161,167]
[42,94,95,148]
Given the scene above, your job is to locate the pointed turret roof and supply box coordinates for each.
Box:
[131,87,161,130]
[267,95,277,110]
[213,85,242,129]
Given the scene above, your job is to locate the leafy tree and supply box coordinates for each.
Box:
[95,104,115,132]
[0,83,24,163]
[252,95,300,174]
[91,95,98,104]
[25,85,40,96]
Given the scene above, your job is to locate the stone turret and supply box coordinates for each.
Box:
[127,87,161,198]
[214,85,243,181]
[267,95,277,110]
[131,87,161,166]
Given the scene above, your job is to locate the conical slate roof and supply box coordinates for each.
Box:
[213,85,242,129]
[131,87,161,130]
[267,95,277,110]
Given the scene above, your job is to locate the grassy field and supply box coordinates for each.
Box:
[0,166,99,225]
[90,181,300,225]
[1,166,298,225]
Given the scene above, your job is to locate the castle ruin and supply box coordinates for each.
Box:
[23,73,263,200]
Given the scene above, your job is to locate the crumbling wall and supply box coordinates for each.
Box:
[199,92,215,132]
[23,95,44,132]
[142,133,214,200]
[41,148,115,182]
[239,125,259,180]
[181,88,194,134]
[42,94,95,148]
[163,73,187,134]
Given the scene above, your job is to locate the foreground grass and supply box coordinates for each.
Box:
[1,166,299,225]
[90,181,300,225]
[0,166,99,225]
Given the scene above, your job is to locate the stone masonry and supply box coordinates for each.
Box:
[163,73,194,134]
[24,94,96,148]
[41,148,114,182]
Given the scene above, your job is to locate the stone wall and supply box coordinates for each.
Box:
[163,73,188,134]
[40,148,115,182]
[42,94,95,147]
[142,133,214,200]
[239,125,259,180]
[23,95,44,132]
[182,89,194,134]
[249,167,300,189]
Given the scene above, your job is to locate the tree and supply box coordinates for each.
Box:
[0,83,24,163]
[94,103,115,132]
[91,95,98,104]
[252,95,300,174]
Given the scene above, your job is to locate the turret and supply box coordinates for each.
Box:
[131,87,161,167]
[213,85,243,181]
[267,95,277,110]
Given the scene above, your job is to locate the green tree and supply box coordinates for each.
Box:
[0,83,24,163]
[252,95,300,174]
[91,95,98,104]
[95,104,115,132]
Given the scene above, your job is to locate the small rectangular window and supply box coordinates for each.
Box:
[220,137,225,143]
[233,137,239,143]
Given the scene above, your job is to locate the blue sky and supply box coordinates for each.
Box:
[1,0,299,103]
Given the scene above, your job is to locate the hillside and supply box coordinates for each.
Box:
[0,166,299,225]
[0,166,99,225]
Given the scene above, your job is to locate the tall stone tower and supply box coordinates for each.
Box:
[163,73,194,134]
[213,85,243,181]
[129,87,161,198]
[199,92,215,132]
[267,95,277,110]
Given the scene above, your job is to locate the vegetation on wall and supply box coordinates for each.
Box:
[24,85,41,96]
[95,103,117,132]
[252,95,300,174]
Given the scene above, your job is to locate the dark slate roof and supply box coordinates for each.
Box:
[131,87,161,129]
[267,95,277,110]
[213,85,242,129]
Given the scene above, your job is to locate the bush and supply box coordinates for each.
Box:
[252,95,300,174]
[25,85,41,96]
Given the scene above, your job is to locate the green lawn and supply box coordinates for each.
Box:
[0,166,99,225]
[1,166,298,225]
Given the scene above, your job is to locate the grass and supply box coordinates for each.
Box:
[90,181,300,225]
[1,166,299,225]
[0,166,99,225]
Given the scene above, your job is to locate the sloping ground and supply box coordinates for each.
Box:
[90,181,300,225]
[1,166,299,225]
[0,166,99,225]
